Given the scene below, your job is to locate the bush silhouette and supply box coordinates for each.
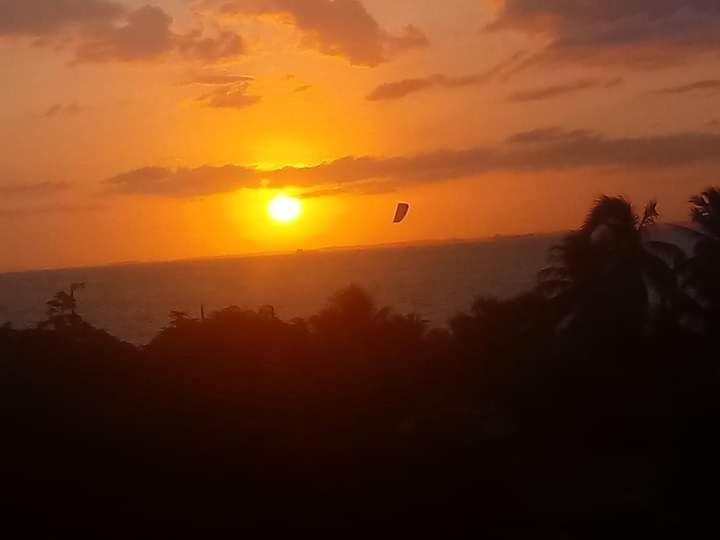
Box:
[1,193,720,533]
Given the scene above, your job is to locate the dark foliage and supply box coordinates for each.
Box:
[1,195,719,534]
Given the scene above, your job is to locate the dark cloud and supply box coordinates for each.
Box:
[181,73,254,86]
[384,24,430,55]
[0,1,244,63]
[176,29,245,62]
[106,128,720,198]
[487,1,720,69]
[71,5,174,62]
[0,181,70,196]
[195,81,262,109]
[652,79,720,96]
[366,54,520,102]
[293,84,311,93]
[213,0,428,66]
[107,165,261,197]
[505,127,595,146]
[0,0,124,36]
[74,6,244,63]
[366,77,437,101]
[179,72,260,110]
[496,128,720,172]
[300,182,395,199]
[508,78,623,102]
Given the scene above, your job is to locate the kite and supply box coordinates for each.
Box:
[394,203,410,223]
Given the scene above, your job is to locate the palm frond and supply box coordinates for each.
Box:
[537,279,572,298]
[641,251,677,299]
[646,240,687,269]
[582,196,637,234]
[538,266,571,282]
[639,200,659,230]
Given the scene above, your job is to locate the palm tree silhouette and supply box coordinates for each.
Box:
[678,188,720,329]
[538,196,676,337]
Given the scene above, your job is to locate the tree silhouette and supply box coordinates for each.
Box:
[679,188,720,329]
[167,310,198,329]
[538,196,676,338]
[69,282,85,317]
[41,283,86,330]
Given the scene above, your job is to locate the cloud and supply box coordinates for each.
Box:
[180,72,260,110]
[212,0,428,66]
[107,165,261,197]
[0,181,70,196]
[74,6,244,63]
[508,78,623,102]
[293,84,311,93]
[180,73,254,86]
[504,127,593,146]
[366,77,437,101]
[195,81,262,109]
[300,182,396,199]
[44,103,85,118]
[652,79,720,96]
[0,1,245,63]
[106,128,720,198]
[0,203,102,219]
[487,0,720,69]
[384,24,430,55]
[366,54,521,102]
[0,0,124,36]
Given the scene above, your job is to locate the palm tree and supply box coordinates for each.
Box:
[679,188,720,328]
[538,196,677,338]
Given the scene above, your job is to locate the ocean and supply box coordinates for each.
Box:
[0,235,558,344]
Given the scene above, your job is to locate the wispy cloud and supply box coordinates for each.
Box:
[366,53,523,102]
[508,78,623,102]
[44,103,85,119]
[195,81,262,110]
[652,80,720,96]
[106,128,720,198]
[180,73,255,86]
[486,0,720,69]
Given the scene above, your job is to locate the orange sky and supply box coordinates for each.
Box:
[1,0,720,271]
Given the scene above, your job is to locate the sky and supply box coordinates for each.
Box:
[1,0,720,271]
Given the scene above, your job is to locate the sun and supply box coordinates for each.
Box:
[268,194,302,223]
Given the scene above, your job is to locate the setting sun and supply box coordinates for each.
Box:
[268,195,302,223]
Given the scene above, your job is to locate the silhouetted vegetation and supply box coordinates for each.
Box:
[2,193,719,534]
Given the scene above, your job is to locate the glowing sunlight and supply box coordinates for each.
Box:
[268,194,302,223]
